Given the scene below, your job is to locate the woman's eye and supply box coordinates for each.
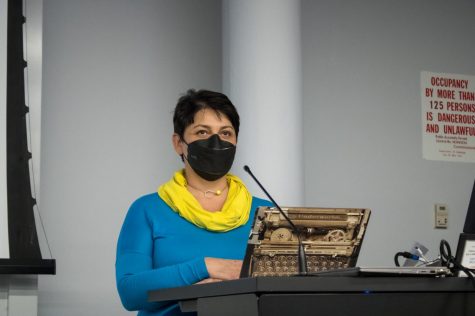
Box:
[197,130,208,136]
[221,130,232,137]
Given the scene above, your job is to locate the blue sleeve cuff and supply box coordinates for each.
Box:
[116,254,211,311]
[179,256,209,283]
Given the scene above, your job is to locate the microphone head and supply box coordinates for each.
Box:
[243,165,250,173]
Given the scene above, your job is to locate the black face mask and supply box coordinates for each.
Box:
[183,134,236,181]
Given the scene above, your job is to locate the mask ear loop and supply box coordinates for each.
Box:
[178,136,188,163]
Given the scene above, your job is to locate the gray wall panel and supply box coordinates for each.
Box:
[302,0,475,266]
[39,1,221,315]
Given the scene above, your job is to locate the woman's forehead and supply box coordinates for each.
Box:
[191,108,232,126]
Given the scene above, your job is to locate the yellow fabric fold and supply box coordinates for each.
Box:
[158,170,252,232]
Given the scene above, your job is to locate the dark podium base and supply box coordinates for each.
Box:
[149,276,475,316]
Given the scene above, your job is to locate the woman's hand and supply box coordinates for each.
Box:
[195,278,222,285]
[204,257,243,281]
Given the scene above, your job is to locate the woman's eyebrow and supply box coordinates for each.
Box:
[191,124,234,130]
[191,124,212,129]
[219,125,234,130]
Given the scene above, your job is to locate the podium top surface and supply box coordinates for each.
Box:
[148,276,475,303]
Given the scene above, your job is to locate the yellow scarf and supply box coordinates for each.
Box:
[158,170,252,232]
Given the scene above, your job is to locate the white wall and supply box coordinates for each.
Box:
[302,0,475,266]
[39,0,221,315]
[222,0,304,206]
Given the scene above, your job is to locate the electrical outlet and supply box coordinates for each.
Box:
[434,204,448,229]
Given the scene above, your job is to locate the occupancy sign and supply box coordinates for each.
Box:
[421,71,475,162]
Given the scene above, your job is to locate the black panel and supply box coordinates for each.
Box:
[0,259,55,274]
[259,293,475,316]
[463,180,475,234]
[3,0,55,274]
[197,294,258,316]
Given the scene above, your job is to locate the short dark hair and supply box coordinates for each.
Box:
[173,89,240,139]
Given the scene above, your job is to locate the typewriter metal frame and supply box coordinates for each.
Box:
[240,206,371,277]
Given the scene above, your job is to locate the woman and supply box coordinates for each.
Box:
[115,89,271,316]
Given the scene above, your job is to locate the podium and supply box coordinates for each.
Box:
[149,276,475,316]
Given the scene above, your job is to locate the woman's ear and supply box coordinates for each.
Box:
[172,133,183,156]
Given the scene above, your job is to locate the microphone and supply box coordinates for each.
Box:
[243,165,308,275]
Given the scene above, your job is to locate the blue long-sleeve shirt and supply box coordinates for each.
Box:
[116,192,271,316]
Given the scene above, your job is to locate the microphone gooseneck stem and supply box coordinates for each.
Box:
[244,165,308,275]
[243,166,296,231]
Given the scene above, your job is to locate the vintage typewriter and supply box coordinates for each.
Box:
[240,206,371,277]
